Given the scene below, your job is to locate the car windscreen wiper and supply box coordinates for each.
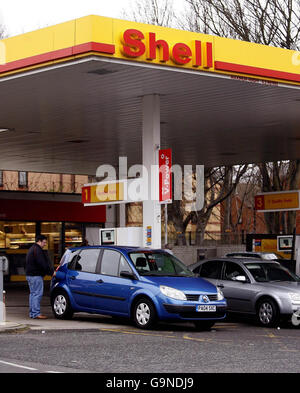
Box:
[140,272,161,276]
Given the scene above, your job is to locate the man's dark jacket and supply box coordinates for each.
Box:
[25,243,54,277]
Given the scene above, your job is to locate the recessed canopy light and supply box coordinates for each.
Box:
[88,68,117,75]
[0,128,9,133]
[220,152,236,156]
[67,139,89,144]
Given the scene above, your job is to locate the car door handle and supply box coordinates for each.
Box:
[96,279,103,284]
[218,284,224,288]
[70,276,76,280]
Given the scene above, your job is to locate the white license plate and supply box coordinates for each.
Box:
[196,305,216,312]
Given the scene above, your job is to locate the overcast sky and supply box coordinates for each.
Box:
[0,0,183,37]
[0,0,132,36]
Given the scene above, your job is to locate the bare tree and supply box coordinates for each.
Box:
[181,0,300,235]
[122,0,176,27]
[183,0,300,49]
[257,160,300,233]
[0,12,6,39]
[192,165,249,245]
[169,164,248,245]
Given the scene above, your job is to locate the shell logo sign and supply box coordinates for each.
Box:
[121,29,213,69]
[2,15,300,86]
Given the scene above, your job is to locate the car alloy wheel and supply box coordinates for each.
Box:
[54,294,67,316]
[136,303,150,325]
[133,298,156,329]
[51,290,73,320]
[257,299,278,327]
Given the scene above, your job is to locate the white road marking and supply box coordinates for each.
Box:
[0,359,64,373]
[0,360,37,371]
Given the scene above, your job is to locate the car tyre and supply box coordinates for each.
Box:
[194,321,215,331]
[257,298,279,327]
[51,289,74,320]
[133,298,157,330]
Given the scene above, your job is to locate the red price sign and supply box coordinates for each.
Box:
[159,148,172,203]
[254,195,265,211]
[82,186,91,204]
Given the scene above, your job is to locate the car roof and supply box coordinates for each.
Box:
[195,257,281,265]
[68,245,166,253]
[227,251,273,255]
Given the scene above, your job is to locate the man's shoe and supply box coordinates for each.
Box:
[34,315,48,319]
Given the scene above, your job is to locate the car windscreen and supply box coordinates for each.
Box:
[129,251,194,277]
[245,262,300,282]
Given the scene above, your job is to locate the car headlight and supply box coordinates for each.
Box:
[289,293,300,304]
[217,287,224,301]
[160,285,187,301]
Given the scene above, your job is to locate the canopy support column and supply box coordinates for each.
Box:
[142,94,161,249]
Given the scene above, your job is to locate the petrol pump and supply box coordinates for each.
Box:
[294,235,300,276]
[99,227,144,247]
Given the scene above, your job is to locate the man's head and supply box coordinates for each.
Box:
[36,234,47,248]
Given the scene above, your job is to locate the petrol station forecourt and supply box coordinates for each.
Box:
[0,15,300,249]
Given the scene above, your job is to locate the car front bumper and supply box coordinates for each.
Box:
[162,303,227,320]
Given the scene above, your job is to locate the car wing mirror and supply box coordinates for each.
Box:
[120,270,138,280]
[235,275,247,283]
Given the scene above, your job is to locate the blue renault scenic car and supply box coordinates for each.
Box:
[50,246,227,330]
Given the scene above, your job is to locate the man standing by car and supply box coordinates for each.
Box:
[26,235,54,319]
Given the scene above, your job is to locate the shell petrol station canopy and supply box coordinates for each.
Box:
[0,15,300,175]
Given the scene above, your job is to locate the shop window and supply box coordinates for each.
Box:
[41,222,62,265]
[0,221,36,250]
[71,174,76,193]
[18,171,28,188]
[65,222,83,248]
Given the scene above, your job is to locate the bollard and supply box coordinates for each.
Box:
[2,290,6,323]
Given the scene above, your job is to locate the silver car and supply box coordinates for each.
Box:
[188,258,300,327]
[225,251,281,260]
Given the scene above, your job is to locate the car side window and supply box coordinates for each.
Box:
[224,261,248,281]
[67,249,81,269]
[119,255,133,275]
[73,249,101,273]
[199,260,223,279]
[101,249,121,277]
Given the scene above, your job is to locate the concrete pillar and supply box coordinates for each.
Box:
[119,205,126,227]
[142,94,161,249]
[118,158,127,228]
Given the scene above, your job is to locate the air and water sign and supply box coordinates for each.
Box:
[254,190,300,212]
